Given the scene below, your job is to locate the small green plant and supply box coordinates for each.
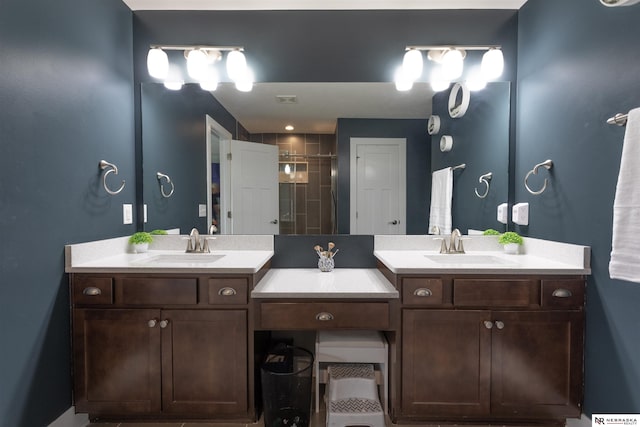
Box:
[483,228,501,236]
[150,229,168,235]
[498,231,523,245]
[129,231,153,245]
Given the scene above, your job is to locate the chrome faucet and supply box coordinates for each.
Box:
[186,228,210,253]
[435,228,466,254]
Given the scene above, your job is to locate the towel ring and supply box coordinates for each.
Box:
[474,172,493,199]
[157,172,175,198]
[524,159,553,195]
[99,160,125,195]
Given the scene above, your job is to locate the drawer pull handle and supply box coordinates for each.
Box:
[484,320,494,329]
[159,319,170,329]
[414,288,433,297]
[148,319,158,328]
[552,288,573,298]
[495,320,505,330]
[315,312,334,321]
[218,287,237,296]
[82,287,102,296]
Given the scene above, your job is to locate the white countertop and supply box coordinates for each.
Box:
[373,235,591,275]
[65,235,274,274]
[252,268,399,299]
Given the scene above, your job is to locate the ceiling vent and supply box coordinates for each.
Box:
[276,95,298,104]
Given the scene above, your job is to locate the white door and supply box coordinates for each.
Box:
[350,138,406,235]
[220,139,279,234]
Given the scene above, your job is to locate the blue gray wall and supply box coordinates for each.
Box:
[0,0,135,425]
[517,0,640,413]
[432,82,511,234]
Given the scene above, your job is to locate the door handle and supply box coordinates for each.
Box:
[270,219,278,224]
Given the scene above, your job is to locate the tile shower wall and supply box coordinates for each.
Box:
[251,133,337,234]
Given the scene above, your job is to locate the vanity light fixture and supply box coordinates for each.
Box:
[147,45,253,92]
[397,45,503,92]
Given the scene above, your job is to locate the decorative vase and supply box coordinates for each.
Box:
[132,243,149,253]
[503,243,519,254]
[318,255,334,272]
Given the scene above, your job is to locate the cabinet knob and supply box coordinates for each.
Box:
[218,287,237,296]
[484,321,494,329]
[495,320,505,330]
[159,319,170,328]
[552,288,573,298]
[148,319,158,328]
[82,287,102,296]
[414,288,433,297]
[315,312,334,321]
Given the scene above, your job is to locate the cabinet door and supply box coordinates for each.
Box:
[73,309,161,414]
[402,310,491,417]
[490,311,583,418]
[161,309,248,415]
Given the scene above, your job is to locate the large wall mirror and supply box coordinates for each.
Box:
[141,81,510,235]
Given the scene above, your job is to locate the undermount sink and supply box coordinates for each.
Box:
[134,253,226,265]
[424,254,516,266]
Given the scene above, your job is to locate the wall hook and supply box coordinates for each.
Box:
[99,160,125,195]
[474,172,493,199]
[524,159,553,195]
[157,172,175,198]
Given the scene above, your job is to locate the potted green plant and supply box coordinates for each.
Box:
[498,231,524,254]
[129,231,153,253]
[483,228,501,236]
[150,229,168,235]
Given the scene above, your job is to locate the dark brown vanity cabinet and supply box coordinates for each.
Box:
[70,274,255,421]
[399,276,585,422]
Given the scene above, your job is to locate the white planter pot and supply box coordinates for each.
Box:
[132,243,149,253]
[503,243,520,254]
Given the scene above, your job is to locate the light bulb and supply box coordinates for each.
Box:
[164,80,183,91]
[402,49,423,82]
[164,64,183,90]
[284,164,291,174]
[187,49,208,80]
[235,67,254,92]
[199,68,219,91]
[481,48,504,80]
[147,48,169,79]
[394,67,413,92]
[285,125,294,131]
[226,50,247,82]
[442,49,464,80]
[430,68,450,92]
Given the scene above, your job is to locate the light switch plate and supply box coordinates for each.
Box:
[512,202,529,226]
[123,204,133,225]
[198,204,207,218]
[497,203,508,224]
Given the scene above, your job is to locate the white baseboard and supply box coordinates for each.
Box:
[567,414,592,427]
[48,407,89,427]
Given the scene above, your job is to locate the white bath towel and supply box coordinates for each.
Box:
[610,107,640,283]
[429,167,453,235]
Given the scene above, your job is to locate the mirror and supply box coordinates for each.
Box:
[141,81,510,235]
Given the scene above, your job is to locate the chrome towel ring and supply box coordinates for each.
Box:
[99,160,125,195]
[524,159,553,195]
[474,172,493,199]
[157,172,175,198]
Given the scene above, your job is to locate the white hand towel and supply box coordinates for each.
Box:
[429,167,453,235]
[610,107,640,282]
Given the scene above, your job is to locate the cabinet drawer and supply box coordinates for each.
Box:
[72,276,113,305]
[453,279,539,308]
[402,278,448,306]
[259,302,389,330]
[541,279,585,309]
[208,278,248,305]
[119,278,198,305]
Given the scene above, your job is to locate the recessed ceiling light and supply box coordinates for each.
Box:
[285,125,295,131]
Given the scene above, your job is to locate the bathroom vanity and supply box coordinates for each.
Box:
[65,234,590,425]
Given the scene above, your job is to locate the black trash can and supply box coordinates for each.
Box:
[261,343,314,427]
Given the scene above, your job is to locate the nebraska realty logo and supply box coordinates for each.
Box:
[593,415,640,426]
